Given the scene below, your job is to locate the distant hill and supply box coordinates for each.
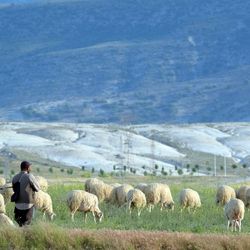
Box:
[1,122,250,174]
[0,0,250,123]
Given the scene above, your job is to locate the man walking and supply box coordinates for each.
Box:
[12,161,40,227]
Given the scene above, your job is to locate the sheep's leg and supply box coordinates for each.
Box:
[138,209,142,217]
[84,212,88,223]
[160,203,163,211]
[33,208,36,219]
[92,211,97,223]
[148,206,151,212]
[239,220,242,232]
[42,212,46,221]
[127,201,131,214]
[71,212,75,222]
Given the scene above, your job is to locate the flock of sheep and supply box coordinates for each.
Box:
[0,176,248,232]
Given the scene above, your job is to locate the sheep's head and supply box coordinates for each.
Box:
[164,201,174,210]
[95,211,103,222]
[235,220,240,229]
[48,213,56,221]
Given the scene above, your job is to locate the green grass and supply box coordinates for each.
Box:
[3,178,250,249]
[5,179,250,233]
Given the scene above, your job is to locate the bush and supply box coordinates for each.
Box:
[99,169,105,177]
[60,168,65,173]
[91,167,95,173]
[155,164,159,170]
[231,164,238,169]
[144,171,148,176]
[81,166,85,171]
[242,164,247,168]
[10,170,15,175]
[163,171,168,176]
[36,168,40,173]
[177,169,183,175]
[49,167,53,173]
[0,170,3,174]
[67,169,73,175]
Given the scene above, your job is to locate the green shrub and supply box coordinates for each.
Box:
[231,164,237,169]
[67,169,73,175]
[177,169,183,175]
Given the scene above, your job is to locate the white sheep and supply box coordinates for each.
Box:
[110,184,134,206]
[244,188,250,208]
[34,190,56,221]
[84,178,102,192]
[126,188,147,216]
[224,198,245,232]
[216,185,236,206]
[135,183,148,193]
[0,184,13,204]
[0,213,15,227]
[0,194,5,214]
[143,183,174,212]
[236,186,250,205]
[35,176,48,192]
[179,188,201,212]
[111,183,121,188]
[0,177,6,187]
[84,178,113,202]
[67,190,103,223]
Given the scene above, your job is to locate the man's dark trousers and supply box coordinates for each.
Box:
[14,206,34,227]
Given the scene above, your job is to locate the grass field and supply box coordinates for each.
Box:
[2,176,250,249]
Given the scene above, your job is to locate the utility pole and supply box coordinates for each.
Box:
[119,133,124,169]
[150,130,155,170]
[214,155,217,177]
[224,156,227,177]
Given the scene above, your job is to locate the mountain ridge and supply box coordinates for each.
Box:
[0,0,250,123]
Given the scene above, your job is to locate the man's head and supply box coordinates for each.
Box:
[20,161,32,172]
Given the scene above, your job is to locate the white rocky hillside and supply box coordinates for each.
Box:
[0,122,250,174]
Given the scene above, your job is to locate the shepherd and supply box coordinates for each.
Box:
[12,161,40,227]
